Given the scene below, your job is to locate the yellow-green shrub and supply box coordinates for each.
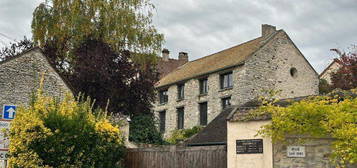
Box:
[8,91,125,168]
[166,126,203,144]
[254,89,357,167]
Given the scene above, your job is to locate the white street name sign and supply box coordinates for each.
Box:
[287,146,305,158]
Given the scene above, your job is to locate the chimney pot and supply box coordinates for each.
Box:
[179,52,189,63]
[162,49,170,61]
[262,24,277,37]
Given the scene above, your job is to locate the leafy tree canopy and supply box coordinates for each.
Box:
[330,47,357,90]
[32,0,164,71]
[68,38,157,115]
[0,36,34,61]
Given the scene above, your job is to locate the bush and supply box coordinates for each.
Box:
[166,126,203,144]
[254,89,357,167]
[129,115,164,144]
[319,79,333,94]
[8,90,125,167]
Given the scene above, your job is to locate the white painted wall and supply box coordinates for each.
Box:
[227,120,273,168]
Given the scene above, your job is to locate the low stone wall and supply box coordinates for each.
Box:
[273,138,334,168]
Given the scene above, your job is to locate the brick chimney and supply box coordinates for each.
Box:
[178,52,189,63]
[262,24,276,37]
[162,48,170,61]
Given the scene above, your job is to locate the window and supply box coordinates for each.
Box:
[290,67,298,78]
[177,84,185,100]
[159,90,168,104]
[159,111,166,133]
[177,107,184,129]
[222,97,231,109]
[199,102,208,125]
[220,72,233,89]
[199,78,208,94]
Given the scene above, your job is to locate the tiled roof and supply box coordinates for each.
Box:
[156,36,270,88]
[156,58,187,79]
[227,96,309,122]
[185,105,238,145]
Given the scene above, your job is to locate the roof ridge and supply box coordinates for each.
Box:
[187,36,264,64]
[156,32,280,88]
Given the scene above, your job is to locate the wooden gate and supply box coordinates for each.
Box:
[125,145,227,168]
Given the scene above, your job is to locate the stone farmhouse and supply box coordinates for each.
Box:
[0,48,73,115]
[154,24,319,136]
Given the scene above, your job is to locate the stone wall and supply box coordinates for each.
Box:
[243,31,319,101]
[273,138,334,168]
[154,30,319,137]
[0,49,72,115]
[154,66,244,137]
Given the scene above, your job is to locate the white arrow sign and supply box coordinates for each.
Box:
[6,108,15,119]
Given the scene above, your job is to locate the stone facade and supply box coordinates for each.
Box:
[154,25,319,136]
[0,48,72,116]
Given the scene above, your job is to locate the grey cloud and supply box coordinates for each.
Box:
[0,0,42,42]
[0,0,356,73]
[153,0,357,73]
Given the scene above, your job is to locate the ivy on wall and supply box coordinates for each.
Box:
[251,89,357,167]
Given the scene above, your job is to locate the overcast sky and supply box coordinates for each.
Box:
[0,0,356,73]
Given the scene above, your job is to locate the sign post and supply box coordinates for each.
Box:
[0,120,10,168]
[0,105,15,168]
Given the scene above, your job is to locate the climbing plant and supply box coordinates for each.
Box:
[252,89,357,167]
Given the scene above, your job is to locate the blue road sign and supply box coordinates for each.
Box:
[2,105,16,120]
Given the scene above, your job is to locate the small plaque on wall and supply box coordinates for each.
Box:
[287,146,305,158]
[236,139,263,154]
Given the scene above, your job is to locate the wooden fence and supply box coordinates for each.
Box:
[125,145,227,168]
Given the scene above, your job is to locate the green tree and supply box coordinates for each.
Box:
[32,0,164,72]
[319,79,333,94]
[0,36,34,61]
[330,47,357,90]
[129,115,164,144]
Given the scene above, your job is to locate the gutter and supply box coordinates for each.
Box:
[186,142,227,147]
